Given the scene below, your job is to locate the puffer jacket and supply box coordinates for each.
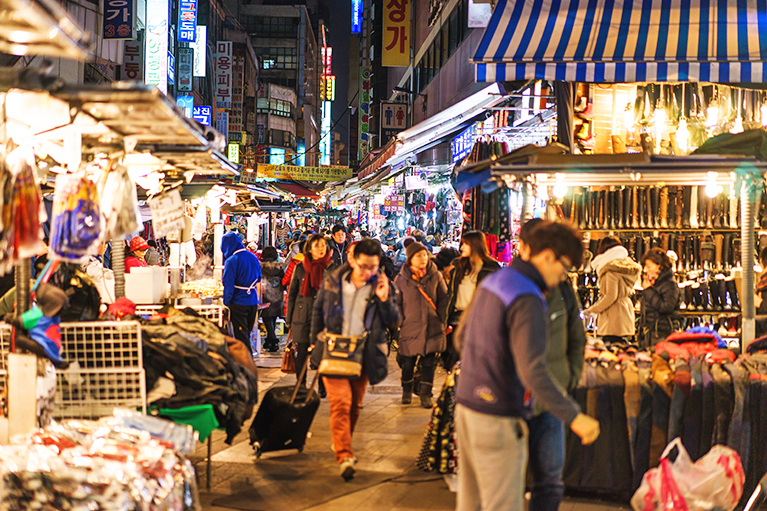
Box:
[222,232,261,307]
[260,261,285,318]
[310,264,401,385]
[641,268,680,336]
[394,260,448,357]
[286,260,336,328]
[586,257,641,337]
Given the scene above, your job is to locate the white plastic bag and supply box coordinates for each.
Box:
[631,438,745,511]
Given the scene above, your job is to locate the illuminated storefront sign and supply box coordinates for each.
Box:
[178,0,197,42]
[215,41,232,109]
[193,105,211,125]
[104,0,135,39]
[269,147,286,165]
[177,95,194,117]
[228,143,239,163]
[145,0,169,93]
[190,26,206,76]
[383,0,410,66]
[351,0,362,33]
[177,47,193,92]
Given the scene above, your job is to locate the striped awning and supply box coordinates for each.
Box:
[474,0,767,83]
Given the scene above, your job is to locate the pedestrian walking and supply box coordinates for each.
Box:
[260,246,285,353]
[640,247,681,347]
[310,239,401,481]
[328,224,349,266]
[583,236,641,344]
[394,242,449,407]
[454,220,599,511]
[222,231,262,355]
[287,234,336,386]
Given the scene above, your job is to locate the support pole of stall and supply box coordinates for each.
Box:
[14,258,30,317]
[112,238,125,299]
[213,224,224,282]
[554,82,574,153]
[741,175,758,350]
[521,179,535,226]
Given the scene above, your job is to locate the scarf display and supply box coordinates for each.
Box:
[300,252,331,297]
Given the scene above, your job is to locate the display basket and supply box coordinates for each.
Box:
[134,304,227,327]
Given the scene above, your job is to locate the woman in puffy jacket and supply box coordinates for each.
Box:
[394,242,448,408]
[584,236,642,344]
[259,247,285,353]
[640,247,681,347]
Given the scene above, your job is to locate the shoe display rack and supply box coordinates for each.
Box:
[565,184,746,348]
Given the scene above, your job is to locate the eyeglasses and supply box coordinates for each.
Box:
[557,257,576,273]
[357,264,379,273]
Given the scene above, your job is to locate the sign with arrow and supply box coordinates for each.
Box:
[380,102,408,139]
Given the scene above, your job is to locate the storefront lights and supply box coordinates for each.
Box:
[706,104,719,128]
[761,103,767,127]
[731,116,744,134]
[552,173,568,199]
[676,118,689,153]
[654,106,666,152]
[705,172,723,198]
[623,104,634,133]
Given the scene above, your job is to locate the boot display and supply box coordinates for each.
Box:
[690,185,699,229]
[676,236,686,272]
[659,186,669,229]
[713,234,723,269]
[578,189,586,230]
[725,278,740,310]
[692,235,701,269]
[700,281,712,311]
[701,235,714,269]
[718,274,731,310]
[698,186,707,230]
[646,187,654,229]
[638,187,646,229]
[650,186,660,229]
[586,190,594,230]
[712,194,722,229]
[682,186,692,229]
[729,195,738,229]
[596,190,604,229]
[606,189,615,230]
[660,233,670,252]
[723,233,732,268]
[632,187,640,229]
[675,186,684,229]
[617,187,625,229]
[623,187,632,229]
[708,278,722,311]
[705,195,714,229]
[733,237,741,268]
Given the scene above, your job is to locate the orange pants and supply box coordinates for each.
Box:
[323,373,368,463]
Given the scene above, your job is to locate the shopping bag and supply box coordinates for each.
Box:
[281,332,297,374]
[631,438,745,511]
[317,330,367,377]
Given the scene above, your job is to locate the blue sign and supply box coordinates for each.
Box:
[193,105,211,125]
[451,124,475,163]
[297,138,306,167]
[351,0,362,33]
[167,52,175,85]
[270,148,285,165]
[176,95,194,117]
[103,0,134,39]
[178,0,198,41]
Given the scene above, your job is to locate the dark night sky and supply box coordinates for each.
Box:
[326,0,352,145]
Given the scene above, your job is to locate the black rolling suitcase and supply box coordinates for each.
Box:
[249,357,320,458]
[744,473,767,511]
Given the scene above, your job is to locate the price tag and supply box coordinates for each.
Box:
[148,188,185,238]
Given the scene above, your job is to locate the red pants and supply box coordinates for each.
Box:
[323,373,368,463]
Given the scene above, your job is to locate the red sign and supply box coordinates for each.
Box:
[384,195,405,213]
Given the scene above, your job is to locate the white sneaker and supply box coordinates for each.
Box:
[339,456,357,481]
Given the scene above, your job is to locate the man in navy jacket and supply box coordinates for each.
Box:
[454,221,599,511]
[222,231,262,354]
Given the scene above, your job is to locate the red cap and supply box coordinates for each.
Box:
[129,236,150,252]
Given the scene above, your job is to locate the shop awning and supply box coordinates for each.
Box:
[474,0,767,83]
[274,182,320,198]
[0,0,92,60]
[358,138,397,179]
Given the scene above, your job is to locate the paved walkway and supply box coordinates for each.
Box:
[195,347,630,511]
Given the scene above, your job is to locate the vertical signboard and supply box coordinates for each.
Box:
[216,112,229,137]
[177,47,193,92]
[383,0,410,67]
[215,41,232,109]
[177,0,198,41]
[167,51,175,85]
[190,26,206,76]
[176,95,194,117]
[193,106,212,125]
[229,47,245,137]
[325,76,336,101]
[297,138,306,167]
[358,67,371,159]
[227,144,239,163]
[145,0,169,93]
[121,40,143,80]
[104,0,135,39]
[351,0,362,33]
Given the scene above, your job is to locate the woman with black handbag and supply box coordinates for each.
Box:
[640,248,681,347]
[394,242,449,408]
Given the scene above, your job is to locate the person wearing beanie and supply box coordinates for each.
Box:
[394,241,449,407]
[393,236,416,272]
[125,236,150,274]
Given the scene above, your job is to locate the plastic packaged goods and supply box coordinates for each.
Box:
[50,173,102,261]
[0,412,200,511]
[110,408,198,455]
[98,163,142,241]
[6,146,45,260]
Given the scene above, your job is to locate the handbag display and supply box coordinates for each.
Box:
[281,331,297,374]
[317,330,367,378]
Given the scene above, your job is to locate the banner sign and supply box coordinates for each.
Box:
[228,144,239,163]
[121,40,143,80]
[229,47,245,136]
[384,195,405,213]
[215,41,232,109]
[191,26,206,76]
[193,105,211,125]
[216,112,229,137]
[257,164,352,182]
[178,0,197,41]
[145,0,169,93]
[177,47,193,91]
[167,51,175,84]
[358,67,371,159]
[321,47,332,75]
[383,0,410,66]
[104,0,135,39]
[176,95,193,117]
[451,124,475,163]
[351,0,362,33]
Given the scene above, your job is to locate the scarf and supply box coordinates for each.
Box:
[301,252,332,297]
[591,245,629,275]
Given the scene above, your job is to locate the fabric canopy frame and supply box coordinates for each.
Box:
[474,0,767,83]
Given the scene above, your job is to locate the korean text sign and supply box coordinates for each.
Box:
[383,0,410,67]
[215,41,232,109]
[104,0,135,39]
[145,0,169,93]
[178,0,198,42]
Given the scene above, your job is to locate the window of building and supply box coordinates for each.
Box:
[256,97,294,117]
[247,16,299,38]
[256,46,298,70]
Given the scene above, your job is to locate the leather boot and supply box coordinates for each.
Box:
[691,283,703,311]
[684,236,693,271]
[611,189,619,230]
[651,187,660,229]
[682,187,692,229]
[402,381,413,404]
[701,235,715,269]
[723,233,732,268]
[668,234,677,260]
[675,186,684,229]
[690,185,700,229]
[419,383,433,409]
[712,195,722,229]
[718,274,730,310]
[659,186,669,229]
[617,187,625,229]
[578,189,586,230]
[636,235,645,261]
[661,233,670,252]
[638,187,646,229]
[726,278,741,310]
[729,196,738,229]
[713,234,723,269]
[684,283,694,310]
[676,236,686,272]
[709,278,722,311]
[733,237,741,268]
[632,187,640,228]
[692,235,701,270]
[628,236,637,260]
[606,190,614,230]
[700,281,712,311]
[623,187,632,229]
[646,187,654,229]
[705,196,714,229]
[586,190,594,230]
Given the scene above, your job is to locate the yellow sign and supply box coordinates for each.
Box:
[326,76,336,101]
[257,164,352,182]
[383,0,410,67]
[228,143,239,163]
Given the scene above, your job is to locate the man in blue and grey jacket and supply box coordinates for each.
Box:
[222,231,262,354]
[454,220,599,511]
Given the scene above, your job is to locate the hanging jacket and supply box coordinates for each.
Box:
[585,254,641,337]
[282,253,304,288]
[641,268,680,336]
[394,260,449,357]
[445,258,500,319]
[260,260,285,318]
[222,232,261,307]
[310,264,401,385]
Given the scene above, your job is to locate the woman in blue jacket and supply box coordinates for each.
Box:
[222,231,262,354]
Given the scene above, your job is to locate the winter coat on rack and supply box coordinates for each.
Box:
[585,246,641,337]
[394,260,449,357]
[641,269,680,343]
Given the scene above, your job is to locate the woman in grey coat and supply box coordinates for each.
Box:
[394,242,449,408]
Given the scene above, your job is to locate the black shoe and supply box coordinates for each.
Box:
[319,388,327,399]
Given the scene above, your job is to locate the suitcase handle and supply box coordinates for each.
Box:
[289,352,321,405]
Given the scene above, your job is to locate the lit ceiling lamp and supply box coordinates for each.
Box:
[705,171,723,198]
[552,173,568,199]
[731,88,744,134]
[706,89,719,128]
[676,84,689,153]
[761,101,767,127]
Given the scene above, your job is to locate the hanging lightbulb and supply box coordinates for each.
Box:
[705,172,723,198]
[706,97,719,128]
[552,174,568,199]
[623,103,635,133]
[676,117,689,153]
[654,104,666,152]
[731,116,744,134]
[761,102,767,127]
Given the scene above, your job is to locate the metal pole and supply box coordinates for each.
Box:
[521,180,535,226]
[554,82,574,152]
[14,259,30,318]
[112,238,125,299]
[741,176,758,349]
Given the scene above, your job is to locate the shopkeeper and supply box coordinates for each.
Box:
[222,231,262,354]
[125,237,150,274]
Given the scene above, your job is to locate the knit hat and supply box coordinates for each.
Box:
[406,242,429,266]
[434,248,460,271]
[129,236,150,252]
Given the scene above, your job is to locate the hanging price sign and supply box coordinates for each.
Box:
[148,188,185,237]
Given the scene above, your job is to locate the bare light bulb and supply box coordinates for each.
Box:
[706,105,719,128]
[553,182,568,199]
[676,118,689,153]
[731,116,744,134]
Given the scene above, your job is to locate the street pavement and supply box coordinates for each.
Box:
[195,346,630,511]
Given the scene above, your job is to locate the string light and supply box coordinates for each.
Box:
[706,90,719,128]
[731,88,744,134]
[654,102,666,153]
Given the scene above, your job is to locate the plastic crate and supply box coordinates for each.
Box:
[54,321,146,420]
[134,304,227,328]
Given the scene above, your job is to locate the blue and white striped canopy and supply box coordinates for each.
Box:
[474,0,767,83]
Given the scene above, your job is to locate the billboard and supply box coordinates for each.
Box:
[145,0,169,93]
[193,105,211,125]
[176,95,194,117]
[121,40,143,80]
[215,41,232,109]
[177,0,197,41]
[104,0,135,39]
[351,0,362,33]
[383,0,410,67]
[190,26,206,76]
